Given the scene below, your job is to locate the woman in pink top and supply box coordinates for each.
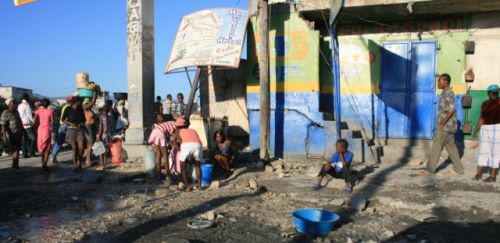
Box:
[174,118,202,191]
[34,99,54,172]
[148,113,176,180]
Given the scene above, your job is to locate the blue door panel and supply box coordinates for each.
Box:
[380,91,408,138]
[381,43,409,91]
[380,41,436,139]
[408,91,435,138]
[410,42,436,91]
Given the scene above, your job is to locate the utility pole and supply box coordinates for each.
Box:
[257,0,270,161]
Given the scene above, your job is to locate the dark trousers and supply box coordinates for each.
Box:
[22,127,36,156]
[318,164,351,183]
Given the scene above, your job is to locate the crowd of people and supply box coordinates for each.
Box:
[0,92,129,172]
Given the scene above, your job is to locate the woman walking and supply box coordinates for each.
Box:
[34,99,54,172]
[62,96,86,171]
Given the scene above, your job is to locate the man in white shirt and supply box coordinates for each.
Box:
[18,93,35,158]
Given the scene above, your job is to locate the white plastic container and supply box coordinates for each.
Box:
[143,148,156,173]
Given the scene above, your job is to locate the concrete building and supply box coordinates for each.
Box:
[246,0,500,162]
[0,86,33,100]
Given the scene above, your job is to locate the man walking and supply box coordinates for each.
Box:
[424,73,464,175]
[18,93,35,158]
[1,98,24,169]
[50,96,72,163]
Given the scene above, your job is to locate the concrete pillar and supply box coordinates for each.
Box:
[126,0,154,144]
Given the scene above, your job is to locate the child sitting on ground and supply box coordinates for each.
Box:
[313,139,353,193]
[173,118,203,191]
[148,113,176,181]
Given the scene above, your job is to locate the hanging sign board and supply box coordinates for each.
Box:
[165,8,249,73]
[14,0,38,7]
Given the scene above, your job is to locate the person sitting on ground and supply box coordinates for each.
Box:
[173,118,202,191]
[313,139,354,193]
[213,130,233,175]
[148,113,176,180]
[1,98,24,169]
[34,99,54,172]
[472,84,500,182]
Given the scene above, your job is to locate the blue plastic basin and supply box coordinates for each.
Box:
[200,164,214,187]
[78,88,94,98]
[291,209,340,235]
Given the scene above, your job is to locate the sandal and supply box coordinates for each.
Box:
[312,184,322,191]
[472,175,482,181]
[483,177,496,183]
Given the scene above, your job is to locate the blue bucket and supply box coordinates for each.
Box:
[292,209,340,235]
[78,88,94,98]
[200,164,214,187]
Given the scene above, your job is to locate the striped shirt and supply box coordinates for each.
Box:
[153,121,176,136]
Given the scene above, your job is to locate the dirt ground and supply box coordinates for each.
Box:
[0,147,499,243]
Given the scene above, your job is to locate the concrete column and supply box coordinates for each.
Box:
[126,0,154,144]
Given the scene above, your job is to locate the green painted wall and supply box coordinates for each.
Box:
[247,13,320,93]
[464,90,489,139]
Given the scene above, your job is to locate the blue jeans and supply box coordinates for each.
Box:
[51,124,67,160]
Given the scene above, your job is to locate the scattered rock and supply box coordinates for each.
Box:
[413,213,437,222]
[346,238,353,243]
[351,194,367,211]
[155,188,169,197]
[330,198,345,207]
[278,173,285,178]
[407,234,417,240]
[71,196,79,201]
[229,217,237,222]
[209,180,220,190]
[255,161,264,169]
[409,159,425,166]
[383,230,394,238]
[365,207,376,214]
[178,182,185,190]
[202,210,216,221]
[123,217,138,225]
[250,213,256,218]
[249,178,259,190]
[265,166,274,173]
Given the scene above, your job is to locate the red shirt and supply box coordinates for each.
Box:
[480,99,500,125]
[178,128,202,144]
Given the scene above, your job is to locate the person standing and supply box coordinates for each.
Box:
[472,84,500,182]
[18,94,35,158]
[62,96,86,171]
[163,94,174,120]
[174,93,186,119]
[154,96,163,115]
[83,93,97,166]
[424,73,464,175]
[34,99,54,172]
[1,98,24,169]
[51,96,72,163]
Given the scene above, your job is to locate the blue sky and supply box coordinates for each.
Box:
[0,0,247,98]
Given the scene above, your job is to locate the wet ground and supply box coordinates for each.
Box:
[0,147,499,243]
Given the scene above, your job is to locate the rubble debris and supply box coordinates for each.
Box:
[123,217,138,225]
[330,198,345,207]
[249,178,259,190]
[208,180,220,190]
[202,210,216,221]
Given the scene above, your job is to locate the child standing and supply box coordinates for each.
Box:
[96,104,115,171]
[174,118,202,191]
[313,139,354,193]
[148,113,176,180]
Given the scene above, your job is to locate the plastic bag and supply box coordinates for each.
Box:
[92,141,106,156]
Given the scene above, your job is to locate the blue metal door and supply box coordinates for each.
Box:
[379,42,436,139]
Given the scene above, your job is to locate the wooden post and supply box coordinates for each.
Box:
[184,67,202,120]
[258,0,270,161]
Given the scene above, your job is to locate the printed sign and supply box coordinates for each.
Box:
[165,8,249,73]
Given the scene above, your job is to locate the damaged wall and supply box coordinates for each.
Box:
[199,62,249,139]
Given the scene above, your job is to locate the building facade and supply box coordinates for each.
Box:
[246,0,500,162]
